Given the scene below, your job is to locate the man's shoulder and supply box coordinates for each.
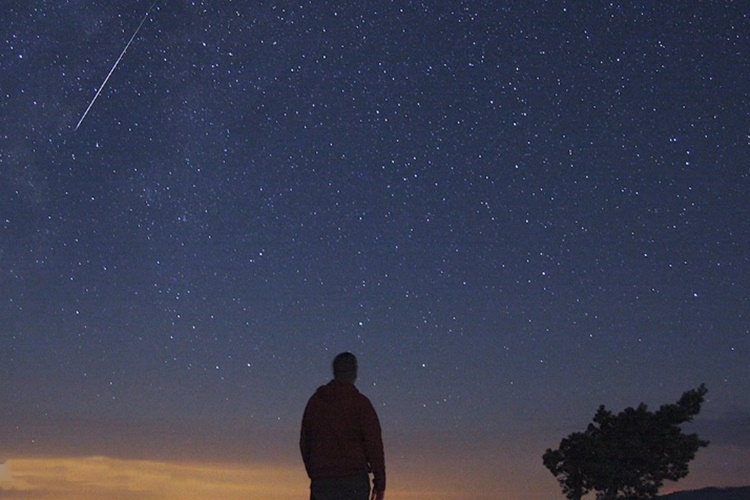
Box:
[306,383,330,401]
[352,389,377,411]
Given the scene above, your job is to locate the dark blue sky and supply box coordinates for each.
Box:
[1,1,749,497]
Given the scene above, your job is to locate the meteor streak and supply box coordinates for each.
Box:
[75,1,157,131]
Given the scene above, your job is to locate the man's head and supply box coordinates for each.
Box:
[333,352,358,383]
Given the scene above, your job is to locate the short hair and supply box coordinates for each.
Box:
[333,352,358,380]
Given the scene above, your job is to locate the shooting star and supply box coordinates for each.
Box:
[75,1,157,131]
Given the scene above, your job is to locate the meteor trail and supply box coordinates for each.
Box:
[75,1,157,131]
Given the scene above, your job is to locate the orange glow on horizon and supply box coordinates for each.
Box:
[2,444,740,499]
[0,457,307,499]
[0,456,502,499]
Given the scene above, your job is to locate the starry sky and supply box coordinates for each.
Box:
[1,1,749,498]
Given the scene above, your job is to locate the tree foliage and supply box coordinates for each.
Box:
[543,385,709,499]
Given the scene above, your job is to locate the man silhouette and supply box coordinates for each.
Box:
[300,352,386,500]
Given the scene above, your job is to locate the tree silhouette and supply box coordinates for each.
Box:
[543,385,709,499]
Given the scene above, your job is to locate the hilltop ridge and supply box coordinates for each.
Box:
[660,486,750,499]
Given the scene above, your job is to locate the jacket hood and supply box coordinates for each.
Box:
[315,379,359,402]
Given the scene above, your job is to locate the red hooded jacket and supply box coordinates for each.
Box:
[300,380,386,491]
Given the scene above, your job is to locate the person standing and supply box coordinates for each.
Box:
[300,352,386,500]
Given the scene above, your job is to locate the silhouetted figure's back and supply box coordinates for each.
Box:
[300,352,386,500]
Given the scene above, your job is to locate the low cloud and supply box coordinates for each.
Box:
[0,462,11,482]
[0,457,306,500]
[0,455,504,500]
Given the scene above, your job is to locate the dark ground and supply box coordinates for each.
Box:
[659,486,750,500]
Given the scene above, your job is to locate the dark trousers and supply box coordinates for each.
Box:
[310,474,370,500]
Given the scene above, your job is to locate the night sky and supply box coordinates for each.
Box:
[1,1,749,498]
